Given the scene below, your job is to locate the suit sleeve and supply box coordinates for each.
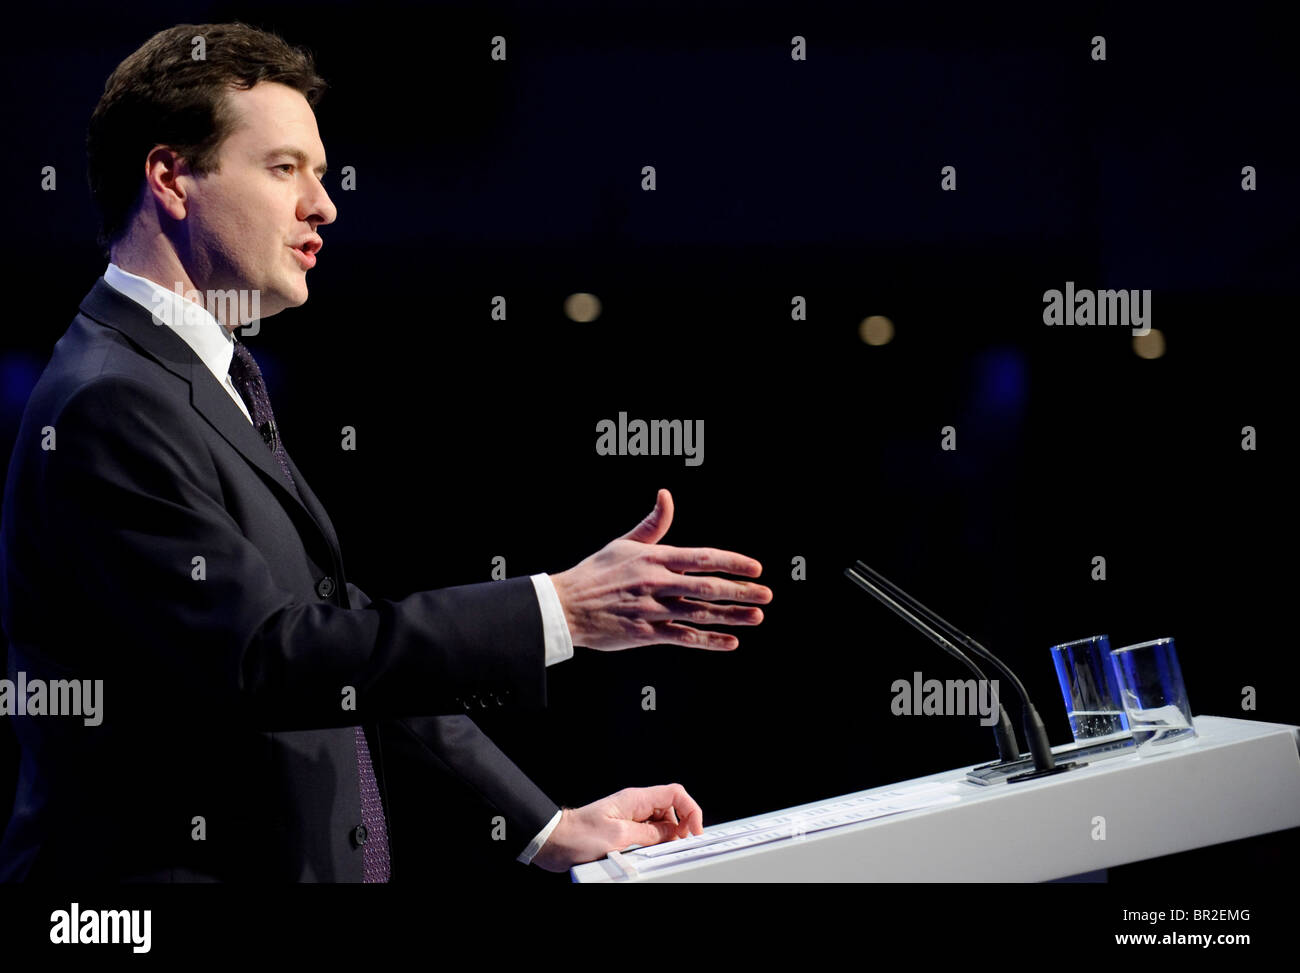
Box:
[345,579,561,864]
[384,715,562,865]
[39,377,546,730]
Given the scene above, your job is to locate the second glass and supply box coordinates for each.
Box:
[1109,637,1197,755]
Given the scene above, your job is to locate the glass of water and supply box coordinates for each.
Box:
[1050,635,1130,742]
[1109,637,1197,755]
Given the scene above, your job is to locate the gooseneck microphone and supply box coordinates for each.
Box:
[844,562,1020,764]
[845,559,1073,781]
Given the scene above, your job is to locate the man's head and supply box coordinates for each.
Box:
[88,23,336,320]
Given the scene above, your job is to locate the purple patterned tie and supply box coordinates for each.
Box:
[228,337,392,883]
[352,725,392,883]
[228,339,295,488]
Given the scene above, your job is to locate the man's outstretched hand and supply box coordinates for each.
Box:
[532,783,705,873]
[550,488,772,652]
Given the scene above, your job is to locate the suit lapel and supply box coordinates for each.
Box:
[78,277,341,560]
[282,450,342,557]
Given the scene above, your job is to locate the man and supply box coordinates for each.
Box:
[0,22,771,881]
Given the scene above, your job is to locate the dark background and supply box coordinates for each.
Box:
[0,0,1295,892]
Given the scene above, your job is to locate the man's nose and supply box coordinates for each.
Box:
[302,180,337,227]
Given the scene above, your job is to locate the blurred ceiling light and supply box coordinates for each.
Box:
[1133,329,1166,359]
[564,292,602,322]
[859,315,894,346]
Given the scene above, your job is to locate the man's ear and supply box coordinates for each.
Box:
[142,145,191,222]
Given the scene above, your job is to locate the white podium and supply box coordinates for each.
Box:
[570,715,1300,882]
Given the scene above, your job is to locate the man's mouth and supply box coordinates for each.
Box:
[289,242,318,270]
[289,235,322,270]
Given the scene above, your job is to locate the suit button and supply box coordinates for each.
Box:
[352,824,368,847]
[317,576,336,598]
[494,694,504,706]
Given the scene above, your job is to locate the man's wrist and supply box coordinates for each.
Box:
[548,571,579,646]
[532,807,574,871]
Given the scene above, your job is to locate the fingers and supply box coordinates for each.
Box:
[648,621,739,651]
[620,488,673,545]
[654,576,773,604]
[653,806,681,828]
[621,783,704,839]
[627,817,685,848]
[658,596,764,627]
[652,545,764,577]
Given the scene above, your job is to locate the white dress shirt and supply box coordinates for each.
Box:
[103,263,569,864]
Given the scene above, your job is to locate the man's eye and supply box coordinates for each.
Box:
[275,164,295,174]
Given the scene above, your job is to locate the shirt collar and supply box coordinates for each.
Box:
[103,262,238,382]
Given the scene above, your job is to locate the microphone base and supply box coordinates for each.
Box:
[1005,761,1083,784]
[966,759,1085,786]
[966,732,1136,785]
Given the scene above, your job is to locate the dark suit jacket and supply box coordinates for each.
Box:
[0,277,561,881]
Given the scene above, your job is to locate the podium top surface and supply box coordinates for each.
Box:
[570,715,1300,883]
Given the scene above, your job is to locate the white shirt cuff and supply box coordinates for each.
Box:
[516,809,564,865]
[530,573,574,667]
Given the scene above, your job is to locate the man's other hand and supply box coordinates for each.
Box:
[549,489,771,652]
[532,783,705,873]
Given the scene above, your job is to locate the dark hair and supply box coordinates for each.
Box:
[87,22,326,251]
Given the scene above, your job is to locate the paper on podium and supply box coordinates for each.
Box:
[617,780,964,875]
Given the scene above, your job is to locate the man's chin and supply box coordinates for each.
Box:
[258,289,308,319]
[285,282,311,309]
